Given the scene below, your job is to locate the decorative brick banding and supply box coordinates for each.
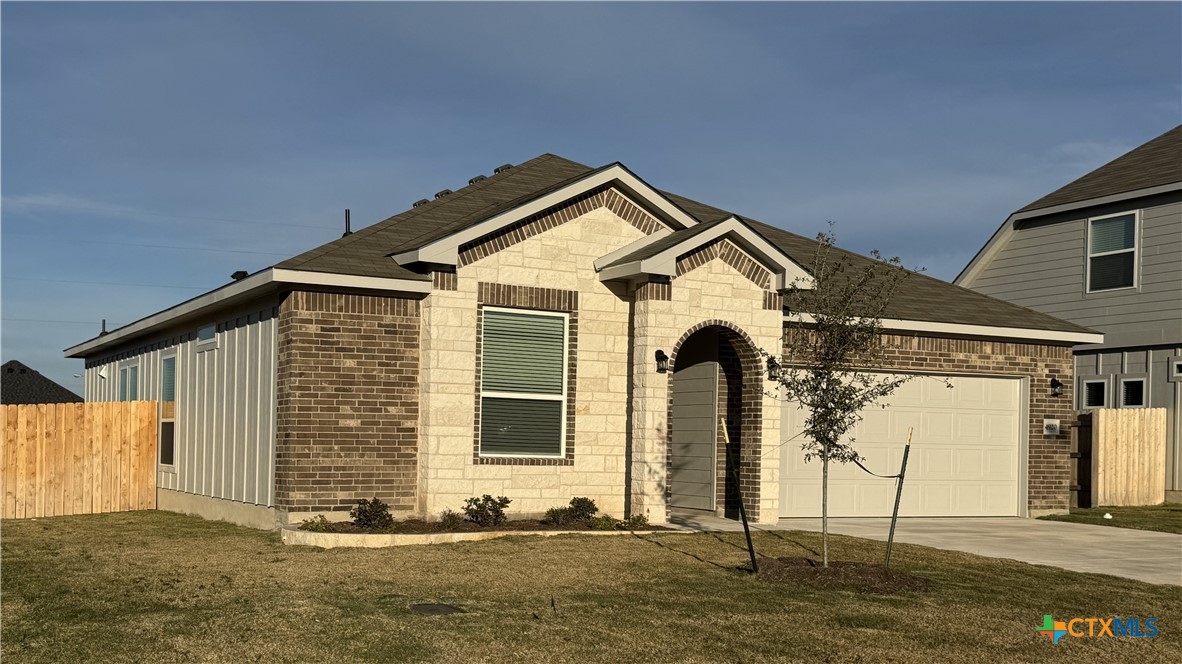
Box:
[473,283,578,466]
[458,186,665,266]
[668,320,764,521]
[432,269,457,291]
[634,279,672,302]
[274,291,422,514]
[675,238,772,289]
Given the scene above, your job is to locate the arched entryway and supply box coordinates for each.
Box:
[667,322,763,520]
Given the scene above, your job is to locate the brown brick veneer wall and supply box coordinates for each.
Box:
[275,291,422,514]
[785,329,1076,514]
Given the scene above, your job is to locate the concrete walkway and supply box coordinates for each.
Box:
[670,512,1182,586]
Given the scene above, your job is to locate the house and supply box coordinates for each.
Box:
[64,154,1100,529]
[1,360,83,405]
[956,125,1182,503]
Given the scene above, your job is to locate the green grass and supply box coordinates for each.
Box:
[2,511,1180,663]
[1039,504,1182,534]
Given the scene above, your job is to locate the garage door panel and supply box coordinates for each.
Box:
[781,374,1022,517]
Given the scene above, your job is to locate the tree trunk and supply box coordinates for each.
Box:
[822,444,829,568]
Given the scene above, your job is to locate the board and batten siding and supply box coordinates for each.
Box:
[966,194,1181,349]
[83,303,279,507]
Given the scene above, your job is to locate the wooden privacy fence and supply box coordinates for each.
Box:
[2,402,158,519]
[1072,408,1167,508]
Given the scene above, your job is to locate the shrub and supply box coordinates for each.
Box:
[590,515,618,531]
[463,495,512,527]
[567,497,598,521]
[351,497,396,532]
[543,506,575,526]
[299,515,335,532]
[620,514,649,530]
[439,508,465,530]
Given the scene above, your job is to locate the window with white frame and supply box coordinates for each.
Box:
[118,364,139,401]
[1087,212,1137,292]
[1082,379,1106,409]
[196,323,218,351]
[478,308,567,457]
[159,355,176,467]
[1120,378,1146,408]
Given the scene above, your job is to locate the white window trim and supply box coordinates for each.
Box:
[1119,376,1148,409]
[477,306,569,459]
[1168,356,1182,383]
[158,351,178,470]
[195,323,219,352]
[118,360,141,402]
[1085,210,1139,294]
[1080,377,1108,410]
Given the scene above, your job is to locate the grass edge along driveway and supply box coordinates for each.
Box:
[1039,503,1182,534]
[2,511,1180,663]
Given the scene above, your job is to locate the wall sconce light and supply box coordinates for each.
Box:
[1049,377,1064,398]
[766,357,782,381]
[655,350,669,374]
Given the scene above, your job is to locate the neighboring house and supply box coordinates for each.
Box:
[65,154,1099,529]
[957,125,1182,502]
[1,360,83,405]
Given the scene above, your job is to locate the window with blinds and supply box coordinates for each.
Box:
[160,356,176,467]
[1087,213,1136,292]
[479,308,567,457]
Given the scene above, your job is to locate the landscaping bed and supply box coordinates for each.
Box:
[755,556,932,594]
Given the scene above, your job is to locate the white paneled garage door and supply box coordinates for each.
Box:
[780,375,1023,517]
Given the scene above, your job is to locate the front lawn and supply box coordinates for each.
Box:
[2,511,1180,663]
[1039,504,1182,534]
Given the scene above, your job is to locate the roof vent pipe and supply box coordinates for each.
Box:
[468,175,486,185]
[434,189,453,199]
[493,163,513,174]
[100,319,108,336]
[342,208,352,237]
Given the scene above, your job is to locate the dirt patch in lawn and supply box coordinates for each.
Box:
[755,556,932,594]
[316,519,671,535]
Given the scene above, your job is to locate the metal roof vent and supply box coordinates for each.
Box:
[468,175,486,185]
[231,270,249,281]
[412,198,430,207]
[493,163,513,174]
[434,189,453,199]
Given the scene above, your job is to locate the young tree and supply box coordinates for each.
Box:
[763,228,925,567]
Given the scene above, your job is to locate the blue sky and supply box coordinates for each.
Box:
[3,2,1180,392]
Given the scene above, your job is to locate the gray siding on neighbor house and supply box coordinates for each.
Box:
[84,300,279,507]
[968,194,1181,350]
[1076,347,1182,492]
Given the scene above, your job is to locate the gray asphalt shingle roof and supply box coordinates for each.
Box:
[1,360,82,405]
[1017,125,1182,214]
[274,152,1092,334]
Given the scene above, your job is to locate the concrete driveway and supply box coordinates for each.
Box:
[785,517,1182,586]
[671,512,1182,585]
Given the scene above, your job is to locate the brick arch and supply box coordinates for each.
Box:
[667,320,764,521]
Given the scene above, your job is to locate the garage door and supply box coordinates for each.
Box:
[780,375,1022,517]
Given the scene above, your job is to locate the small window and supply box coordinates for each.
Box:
[1169,357,1182,383]
[196,323,218,351]
[478,308,567,458]
[159,355,176,468]
[118,365,139,401]
[1120,378,1146,408]
[1082,380,1106,409]
[1087,212,1137,292]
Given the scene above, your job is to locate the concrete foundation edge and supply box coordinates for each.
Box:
[158,488,280,530]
